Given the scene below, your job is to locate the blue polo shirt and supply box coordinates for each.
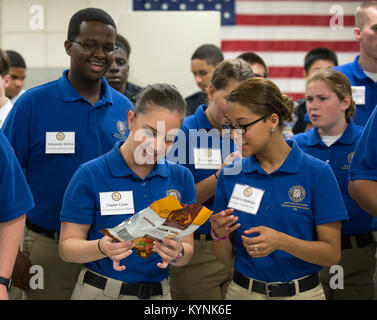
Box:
[214,140,348,283]
[333,56,377,127]
[372,218,377,230]
[350,106,377,182]
[290,122,371,236]
[0,130,34,223]
[60,141,196,283]
[169,104,235,234]
[3,70,133,231]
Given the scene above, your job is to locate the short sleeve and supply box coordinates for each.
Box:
[213,170,229,214]
[60,165,97,225]
[312,164,349,225]
[180,166,196,205]
[2,93,32,169]
[349,107,377,181]
[0,131,34,222]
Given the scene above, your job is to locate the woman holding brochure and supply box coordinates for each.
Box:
[210,77,348,300]
[59,84,196,300]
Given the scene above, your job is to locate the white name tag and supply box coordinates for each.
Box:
[351,86,365,105]
[100,191,135,215]
[193,148,222,170]
[45,132,75,154]
[228,184,264,215]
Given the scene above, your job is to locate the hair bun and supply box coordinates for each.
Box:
[280,94,294,122]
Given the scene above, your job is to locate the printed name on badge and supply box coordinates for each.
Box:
[100,191,135,215]
[193,148,222,169]
[351,86,365,105]
[228,184,264,215]
[45,131,75,154]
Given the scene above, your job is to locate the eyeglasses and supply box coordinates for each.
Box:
[70,40,117,54]
[223,116,266,135]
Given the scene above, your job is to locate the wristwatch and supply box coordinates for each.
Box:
[171,243,185,263]
[0,276,12,291]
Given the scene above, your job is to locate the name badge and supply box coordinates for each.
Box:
[351,86,365,105]
[193,148,222,170]
[228,184,264,215]
[45,132,75,154]
[99,191,135,215]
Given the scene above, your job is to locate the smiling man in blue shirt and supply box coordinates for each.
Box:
[3,8,133,300]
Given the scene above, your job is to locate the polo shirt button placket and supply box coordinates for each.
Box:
[141,181,148,199]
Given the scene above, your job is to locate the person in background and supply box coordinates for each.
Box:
[211,77,348,300]
[292,47,338,134]
[0,50,12,128]
[237,52,268,78]
[3,8,133,300]
[105,34,142,105]
[333,1,377,127]
[185,44,224,116]
[169,58,254,300]
[290,69,376,299]
[5,50,27,105]
[0,130,34,300]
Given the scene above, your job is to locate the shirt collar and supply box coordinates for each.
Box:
[336,121,359,145]
[306,121,358,146]
[107,141,169,179]
[57,69,113,106]
[194,104,213,130]
[352,55,370,80]
[0,99,12,124]
[243,139,303,174]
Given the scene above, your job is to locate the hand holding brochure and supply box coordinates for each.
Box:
[100,196,213,258]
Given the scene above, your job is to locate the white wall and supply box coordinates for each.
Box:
[117,11,220,96]
[0,0,221,96]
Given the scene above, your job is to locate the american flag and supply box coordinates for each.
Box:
[133,0,361,100]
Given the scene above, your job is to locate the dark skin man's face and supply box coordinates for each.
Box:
[64,21,116,83]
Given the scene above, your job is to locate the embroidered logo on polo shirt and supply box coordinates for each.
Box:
[117,121,126,135]
[166,189,182,201]
[342,152,354,171]
[288,185,306,203]
[114,121,127,141]
[347,152,354,164]
[111,192,122,201]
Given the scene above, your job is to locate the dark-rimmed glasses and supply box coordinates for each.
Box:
[223,116,266,135]
[70,40,117,54]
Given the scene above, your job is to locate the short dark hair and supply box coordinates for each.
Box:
[237,52,268,77]
[115,34,131,59]
[5,50,26,69]
[134,83,186,118]
[304,47,338,74]
[191,44,224,67]
[67,8,116,40]
[0,49,10,77]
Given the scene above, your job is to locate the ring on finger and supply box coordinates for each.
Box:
[254,244,259,252]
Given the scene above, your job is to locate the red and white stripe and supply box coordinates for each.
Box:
[221,0,361,100]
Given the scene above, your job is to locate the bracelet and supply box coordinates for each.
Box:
[214,171,218,179]
[210,228,229,241]
[171,242,184,263]
[97,239,107,256]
